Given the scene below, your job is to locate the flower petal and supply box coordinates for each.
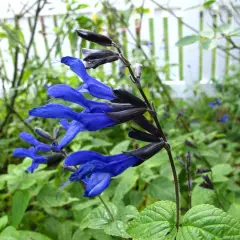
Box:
[19,132,39,146]
[84,172,112,197]
[59,119,70,130]
[13,147,35,158]
[58,120,86,149]
[61,57,115,100]
[29,103,79,121]
[64,150,104,166]
[47,84,89,108]
[78,113,116,131]
[26,162,39,173]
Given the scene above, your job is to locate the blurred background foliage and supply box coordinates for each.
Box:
[0,0,239,239]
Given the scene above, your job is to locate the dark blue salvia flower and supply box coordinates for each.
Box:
[63,142,164,197]
[61,56,115,100]
[13,147,47,173]
[208,98,221,108]
[13,132,65,172]
[218,114,229,123]
[29,80,147,149]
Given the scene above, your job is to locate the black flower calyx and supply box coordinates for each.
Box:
[199,175,214,190]
[125,142,165,161]
[34,127,53,141]
[76,29,113,46]
[113,89,146,107]
[128,128,160,142]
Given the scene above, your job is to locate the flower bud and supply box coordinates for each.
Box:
[82,48,119,69]
[34,127,53,141]
[128,128,160,142]
[200,175,214,190]
[76,29,113,46]
[125,142,165,161]
[134,63,142,79]
[106,107,146,123]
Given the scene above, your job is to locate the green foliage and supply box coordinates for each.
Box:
[0,1,240,239]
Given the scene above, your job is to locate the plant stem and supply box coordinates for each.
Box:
[98,195,114,221]
[113,42,180,230]
[165,145,180,229]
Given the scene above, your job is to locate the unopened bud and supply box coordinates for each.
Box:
[34,127,53,141]
[76,29,113,46]
[134,63,142,79]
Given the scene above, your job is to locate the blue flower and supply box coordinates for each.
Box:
[208,98,221,108]
[64,150,140,197]
[29,103,146,149]
[63,142,164,197]
[61,57,115,100]
[218,114,229,123]
[13,147,47,173]
[19,132,51,152]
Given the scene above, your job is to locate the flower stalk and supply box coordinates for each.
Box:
[113,42,180,230]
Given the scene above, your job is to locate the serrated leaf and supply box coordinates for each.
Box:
[228,203,240,220]
[175,35,199,47]
[146,176,175,201]
[104,220,130,238]
[81,202,117,230]
[72,228,91,240]
[177,204,240,239]
[127,201,177,240]
[211,163,232,182]
[110,140,130,155]
[113,168,139,202]
[9,190,30,228]
[192,185,216,206]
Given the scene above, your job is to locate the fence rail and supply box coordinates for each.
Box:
[1,0,240,97]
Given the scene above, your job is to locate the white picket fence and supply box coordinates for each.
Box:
[0,0,240,97]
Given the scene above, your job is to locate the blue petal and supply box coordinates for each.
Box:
[61,57,115,100]
[35,144,52,152]
[58,120,86,149]
[26,162,39,173]
[78,113,116,131]
[29,103,79,121]
[69,163,97,181]
[64,150,104,166]
[77,84,89,93]
[59,119,70,130]
[20,132,39,146]
[84,172,112,197]
[47,84,89,109]
[86,100,112,113]
[13,148,35,158]
[219,114,229,123]
[104,154,139,176]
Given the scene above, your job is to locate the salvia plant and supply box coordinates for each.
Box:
[13,29,240,239]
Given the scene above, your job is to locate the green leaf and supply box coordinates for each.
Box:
[229,28,240,36]
[175,35,199,47]
[211,163,232,182]
[200,29,214,39]
[201,39,217,50]
[127,201,177,240]
[203,0,216,7]
[18,231,51,240]
[192,185,216,206]
[9,190,30,228]
[72,228,91,240]
[0,216,8,231]
[146,176,175,201]
[37,184,78,208]
[81,202,117,230]
[113,168,139,202]
[217,23,232,35]
[0,226,19,240]
[104,220,130,238]
[228,203,240,220]
[177,204,240,239]
[110,140,130,155]
[57,221,73,240]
